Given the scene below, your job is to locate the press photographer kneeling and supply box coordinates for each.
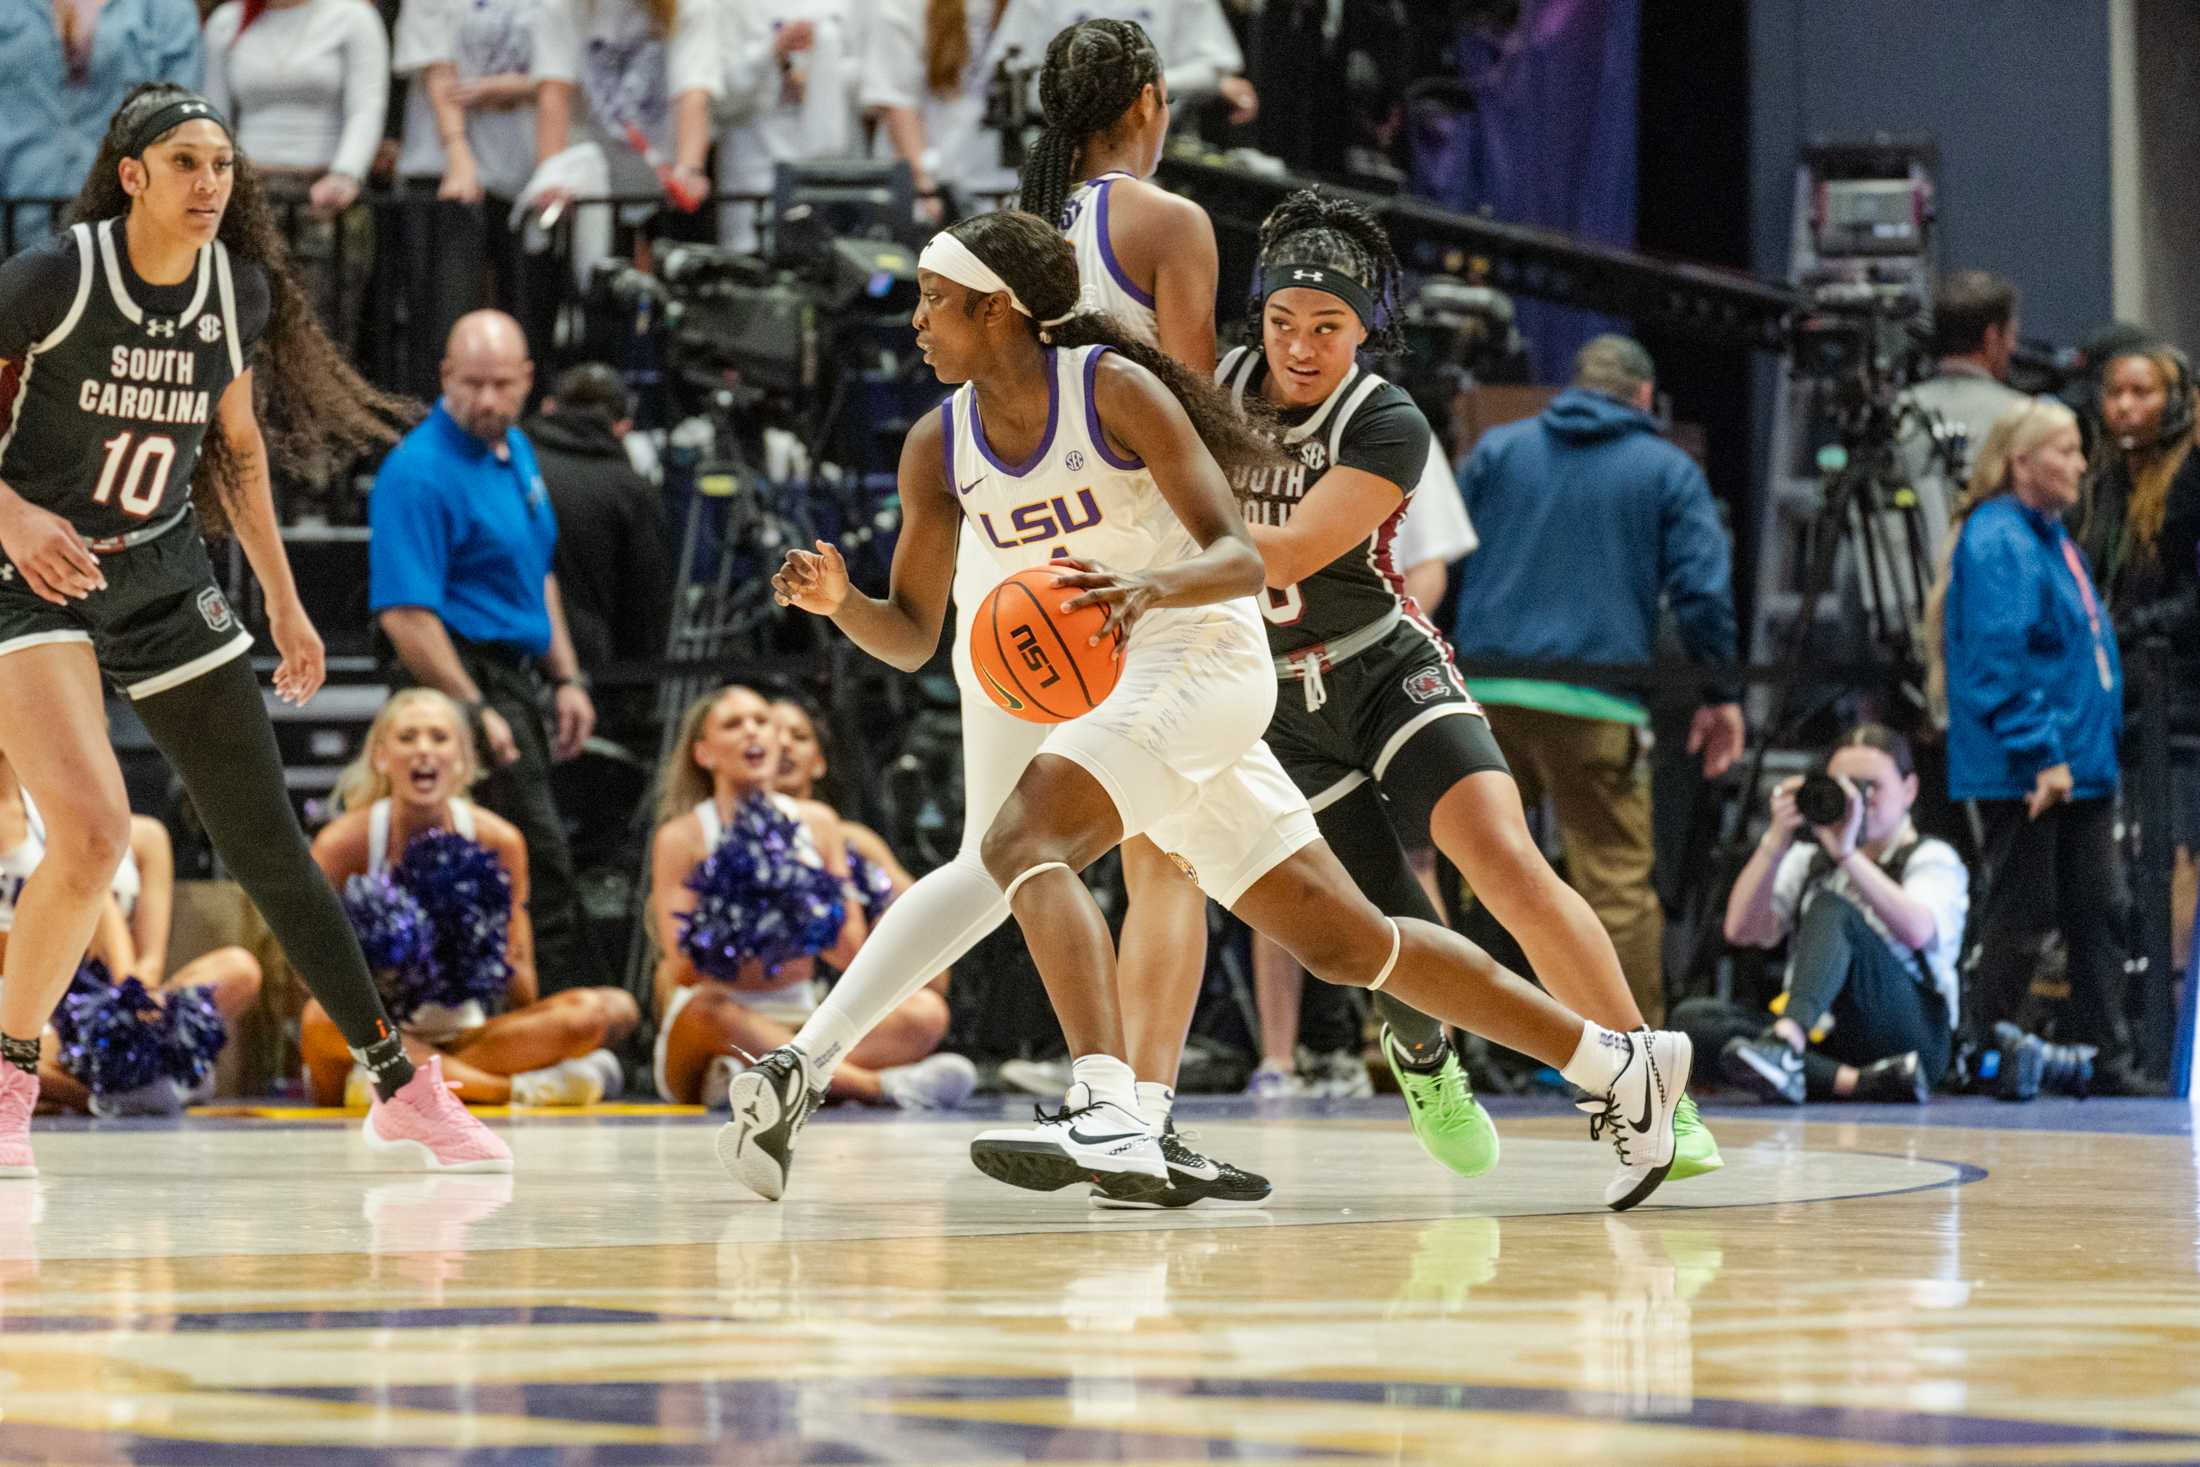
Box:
[1694,727,1969,1103]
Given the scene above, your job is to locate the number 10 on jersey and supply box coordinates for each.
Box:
[92,431,178,519]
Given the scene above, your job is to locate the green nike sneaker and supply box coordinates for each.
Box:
[1668,1093,1722,1180]
[1381,1026,1500,1179]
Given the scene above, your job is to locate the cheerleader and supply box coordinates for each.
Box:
[648,684,976,1109]
[302,689,639,1106]
[0,753,261,1116]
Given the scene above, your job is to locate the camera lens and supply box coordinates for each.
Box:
[1795,773,1849,827]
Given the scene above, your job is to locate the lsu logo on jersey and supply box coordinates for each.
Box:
[976,487,1102,551]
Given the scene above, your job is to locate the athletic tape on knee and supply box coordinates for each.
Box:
[1002,861,1072,904]
[1366,918,1403,993]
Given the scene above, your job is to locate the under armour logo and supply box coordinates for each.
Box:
[1292,269,1324,282]
[145,319,177,339]
[0,564,15,584]
[178,102,208,115]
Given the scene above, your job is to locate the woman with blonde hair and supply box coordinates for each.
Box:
[647,684,974,1109]
[302,689,638,1107]
[861,0,1015,219]
[1930,397,2139,1087]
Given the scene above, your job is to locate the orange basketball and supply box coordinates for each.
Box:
[968,564,1122,723]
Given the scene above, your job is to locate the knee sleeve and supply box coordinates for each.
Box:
[133,655,396,1051]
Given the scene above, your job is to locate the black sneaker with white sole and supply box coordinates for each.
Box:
[1721,1033,1806,1105]
[1090,1121,1272,1210]
[717,1047,822,1201]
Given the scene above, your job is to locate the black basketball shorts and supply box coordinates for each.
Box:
[0,514,254,699]
[1265,621,1511,847]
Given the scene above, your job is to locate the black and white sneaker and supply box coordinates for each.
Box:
[1720,1033,1805,1105]
[717,1047,822,1201]
[1090,1121,1272,1210]
[970,1087,1169,1205]
[1584,1028,1692,1212]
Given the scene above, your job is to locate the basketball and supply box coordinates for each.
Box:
[968,564,1122,723]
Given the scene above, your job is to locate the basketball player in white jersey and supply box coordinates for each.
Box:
[728,209,1694,1211]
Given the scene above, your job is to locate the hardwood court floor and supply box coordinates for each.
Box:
[0,1092,2194,1464]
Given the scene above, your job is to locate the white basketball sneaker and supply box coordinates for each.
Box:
[969,1081,1169,1204]
[1582,1028,1693,1212]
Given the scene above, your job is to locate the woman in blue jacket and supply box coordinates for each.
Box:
[1931,397,2135,1082]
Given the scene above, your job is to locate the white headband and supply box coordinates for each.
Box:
[919,230,1079,332]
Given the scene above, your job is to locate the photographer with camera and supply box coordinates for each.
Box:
[1708,726,1966,1104]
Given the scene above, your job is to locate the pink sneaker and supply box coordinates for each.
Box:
[0,1065,38,1178]
[362,1056,513,1173]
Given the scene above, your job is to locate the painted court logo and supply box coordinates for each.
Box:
[196,586,234,633]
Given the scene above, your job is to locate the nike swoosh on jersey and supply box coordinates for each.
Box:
[978,665,1025,711]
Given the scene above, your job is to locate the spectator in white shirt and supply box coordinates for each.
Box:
[203,0,389,403]
[987,1,1255,124]
[861,0,1013,217]
[714,0,867,251]
[531,0,719,211]
[389,0,556,391]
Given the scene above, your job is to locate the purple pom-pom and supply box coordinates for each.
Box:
[844,848,896,928]
[159,985,229,1086]
[679,796,847,980]
[393,827,513,1011]
[53,970,169,1095]
[342,872,442,1022]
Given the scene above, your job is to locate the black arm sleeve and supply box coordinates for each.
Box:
[0,236,82,361]
[1334,384,1434,499]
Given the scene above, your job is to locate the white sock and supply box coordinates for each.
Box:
[1559,1022,1634,1096]
[790,856,1008,1081]
[1070,1053,1139,1113]
[1134,1080,1174,1134]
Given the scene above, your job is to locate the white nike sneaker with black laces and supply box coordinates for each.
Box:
[717,1047,822,1201]
[1090,1121,1273,1210]
[1581,1028,1693,1212]
[970,1084,1169,1204]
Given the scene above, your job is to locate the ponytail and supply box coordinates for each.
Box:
[1016,19,1161,227]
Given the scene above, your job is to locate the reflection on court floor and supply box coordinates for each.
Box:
[0,1096,2194,1465]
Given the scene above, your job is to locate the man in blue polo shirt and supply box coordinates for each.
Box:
[371,310,608,991]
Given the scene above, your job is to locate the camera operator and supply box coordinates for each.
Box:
[1897,270,2030,561]
[1709,726,1966,1103]
[1929,398,2146,1091]
[2076,343,2200,968]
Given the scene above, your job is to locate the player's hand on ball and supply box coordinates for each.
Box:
[1050,557,1149,653]
[0,495,104,604]
[267,598,327,705]
[772,541,850,615]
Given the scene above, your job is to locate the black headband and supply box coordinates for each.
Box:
[125,97,233,160]
[1260,261,1377,327]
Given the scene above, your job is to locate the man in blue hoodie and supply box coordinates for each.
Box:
[1449,335,1742,1024]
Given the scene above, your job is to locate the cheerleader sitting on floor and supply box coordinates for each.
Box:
[1,753,263,1117]
[302,690,639,1107]
[648,684,975,1109]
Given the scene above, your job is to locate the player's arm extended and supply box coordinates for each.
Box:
[216,371,326,703]
[1089,353,1264,608]
[772,410,958,673]
[1248,465,1404,589]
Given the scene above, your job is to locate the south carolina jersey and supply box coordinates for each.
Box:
[1060,172,1159,343]
[943,343,1260,645]
[1219,345,1434,657]
[0,218,267,541]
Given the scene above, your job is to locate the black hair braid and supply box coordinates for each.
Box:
[951,211,1284,483]
[67,82,416,537]
[1249,188,1406,354]
[1016,19,1162,229]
